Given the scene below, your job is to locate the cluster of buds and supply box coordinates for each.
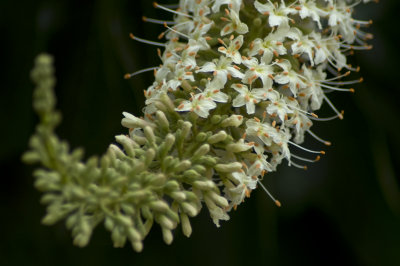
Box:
[25,0,374,251]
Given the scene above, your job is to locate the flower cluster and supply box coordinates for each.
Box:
[141,0,373,209]
[25,0,373,251]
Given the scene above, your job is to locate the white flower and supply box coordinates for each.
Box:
[203,79,229,103]
[217,35,244,64]
[175,93,217,118]
[295,0,325,29]
[254,0,296,28]
[197,56,244,86]
[212,0,242,13]
[167,63,195,91]
[231,83,270,114]
[188,22,214,50]
[286,109,312,144]
[310,32,347,69]
[299,65,325,110]
[220,9,248,36]
[248,26,289,64]
[225,167,257,207]
[274,59,306,96]
[245,118,277,147]
[266,95,294,123]
[242,57,274,88]
[288,27,316,65]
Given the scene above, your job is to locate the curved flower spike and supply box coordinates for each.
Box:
[25,0,374,251]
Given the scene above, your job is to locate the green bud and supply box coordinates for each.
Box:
[109,144,125,160]
[127,227,142,242]
[116,215,133,227]
[170,191,186,201]
[155,101,169,113]
[121,113,150,129]
[155,110,169,130]
[66,214,77,230]
[104,217,115,231]
[131,241,143,252]
[180,202,198,217]
[226,142,253,153]
[192,165,206,174]
[207,130,227,144]
[180,213,192,238]
[144,126,156,145]
[253,17,262,26]
[144,148,155,166]
[121,203,136,215]
[160,92,175,111]
[197,156,217,167]
[115,135,136,157]
[73,233,90,247]
[21,151,40,164]
[162,228,173,245]
[148,173,166,187]
[131,135,147,145]
[211,115,222,124]
[193,144,210,158]
[196,132,207,142]
[174,160,191,173]
[214,162,242,173]
[183,169,201,180]
[158,215,175,230]
[220,115,244,127]
[181,121,192,139]
[112,227,126,247]
[207,191,229,208]
[149,200,170,213]
[164,180,180,191]
[193,180,216,190]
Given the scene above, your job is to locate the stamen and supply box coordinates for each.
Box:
[309,111,344,122]
[124,66,160,79]
[307,130,331,146]
[340,43,373,50]
[290,105,318,118]
[289,160,308,170]
[291,153,321,163]
[163,23,190,39]
[142,16,175,25]
[323,95,344,119]
[257,180,281,207]
[288,141,325,154]
[319,83,355,92]
[320,71,350,82]
[129,33,166,47]
[322,78,362,86]
[153,2,193,18]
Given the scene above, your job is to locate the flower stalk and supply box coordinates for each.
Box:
[24,0,373,251]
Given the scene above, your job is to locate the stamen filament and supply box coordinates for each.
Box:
[153,2,193,18]
[323,95,344,119]
[289,160,308,170]
[163,23,190,39]
[142,16,175,25]
[291,153,321,163]
[124,66,160,79]
[130,33,166,47]
[309,112,344,121]
[257,180,281,207]
[288,141,325,154]
[307,130,331,146]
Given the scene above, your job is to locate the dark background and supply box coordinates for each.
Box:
[1,0,399,265]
